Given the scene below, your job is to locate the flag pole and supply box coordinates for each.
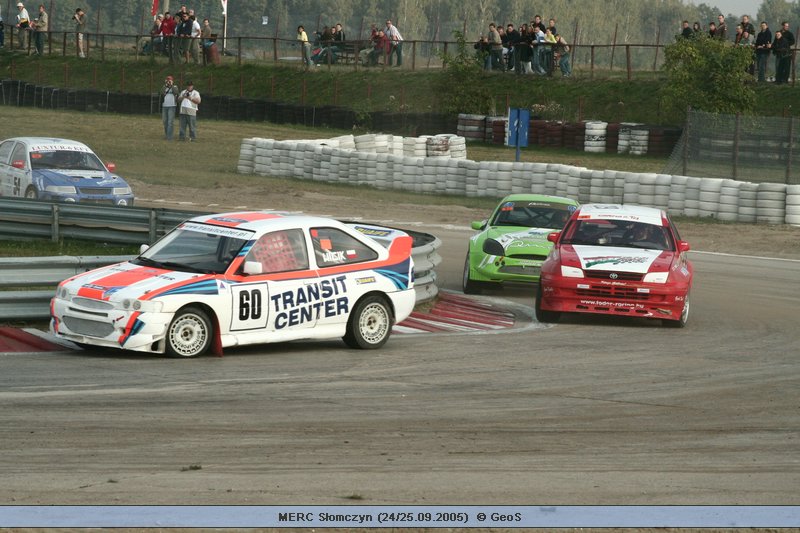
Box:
[222,0,228,54]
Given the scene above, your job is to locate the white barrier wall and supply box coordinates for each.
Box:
[238,135,797,225]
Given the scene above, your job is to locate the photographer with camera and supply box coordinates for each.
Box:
[177,80,201,142]
[160,75,179,140]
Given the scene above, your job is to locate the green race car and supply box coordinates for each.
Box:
[463,194,579,294]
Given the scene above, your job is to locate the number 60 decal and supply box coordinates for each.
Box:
[230,283,268,330]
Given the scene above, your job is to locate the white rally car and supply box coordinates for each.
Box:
[50,212,416,357]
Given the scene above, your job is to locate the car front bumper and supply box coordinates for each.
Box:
[539,275,689,321]
[50,297,170,353]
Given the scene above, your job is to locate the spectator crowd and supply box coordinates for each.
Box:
[474,16,572,77]
[679,14,795,83]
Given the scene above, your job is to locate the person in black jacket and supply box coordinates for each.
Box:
[772,30,791,84]
[755,21,772,82]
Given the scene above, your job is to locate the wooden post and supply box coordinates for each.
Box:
[271,75,275,99]
[590,46,595,79]
[237,37,242,66]
[239,74,243,97]
[121,66,125,92]
[626,44,632,81]
[64,63,68,87]
[652,28,661,71]
[411,41,416,71]
[610,23,618,71]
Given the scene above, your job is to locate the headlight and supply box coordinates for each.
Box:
[561,265,584,278]
[121,299,163,312]
[643,272,669,283]
[44,185,77,194]
[113,187,132,195]
[58,286,72,300]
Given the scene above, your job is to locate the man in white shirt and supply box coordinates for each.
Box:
[384,19,403,67]
[15,2,30,50]
[178,80,201,142]
[189,11,201,64]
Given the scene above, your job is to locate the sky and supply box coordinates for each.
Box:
[687,0,761,16]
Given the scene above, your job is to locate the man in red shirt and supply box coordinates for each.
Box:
[160,11,177,63]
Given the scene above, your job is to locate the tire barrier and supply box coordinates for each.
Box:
[239,136,799,226]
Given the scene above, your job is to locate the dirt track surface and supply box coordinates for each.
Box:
[1,184,799,507]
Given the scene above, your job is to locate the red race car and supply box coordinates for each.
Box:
[535,204,693,327]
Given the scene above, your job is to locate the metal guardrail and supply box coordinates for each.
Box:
[0,198,442,320]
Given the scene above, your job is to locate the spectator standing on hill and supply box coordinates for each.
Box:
[297,25,311,67]
[772,30,792,84]
[532,15,545,33]
[544,28,557,74]
[680,20,693,39]
[385,19,403,66]
[31,4,47,56]
[475,34,490,69]
[692,22,702,35]
[487,22,503,71]
[708,21,717,39]
[175,11,192,63]
[16,2,30,50]
[178,80,201,142]
[779,20,795,48]
[369,28,390,66]
[547,18,557,37]
[740,15,755,36]
[505,23,520,72]
[161,12,176,62]
[755,21,772,82]
[148,14,163,54]
[554,33,571,77]
[715,14,727,39]
[160,75,179,140]
[189,13,201,64]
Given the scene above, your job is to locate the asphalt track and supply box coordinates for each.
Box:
[1,224,798,505]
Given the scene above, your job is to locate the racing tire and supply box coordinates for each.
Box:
[663,292,690,328]
[166,306,213,358]
[343,294,393,350]
[24,187,38,200]
[535,283,561,323]
[462,254,484,295]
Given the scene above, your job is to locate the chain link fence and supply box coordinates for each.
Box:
[664,108,800,185]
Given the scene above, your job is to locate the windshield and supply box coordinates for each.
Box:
[30,149,107,171]
[490,201,573,229]
[560,219,673,251]
[133,222,252,274]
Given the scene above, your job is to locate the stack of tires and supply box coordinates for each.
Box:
[756,183,786,224]
[457,113,486,142]
[584,121,607,153]
[786,185,800,225]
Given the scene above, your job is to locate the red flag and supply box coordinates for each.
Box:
[151,0,159,17]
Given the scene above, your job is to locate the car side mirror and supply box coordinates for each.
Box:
[547,232,560,243]
[677,240,691,252]
[243,261,263,275]
[482,238,505,257]
[106,162,116,172]
[11,160,25,169]
[139,244,150,254]
[471,220,486,231]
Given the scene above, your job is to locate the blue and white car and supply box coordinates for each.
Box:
[0,137,134,206]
